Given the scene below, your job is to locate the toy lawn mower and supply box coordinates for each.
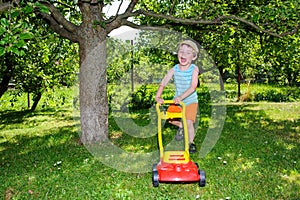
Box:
[152,100,206,187]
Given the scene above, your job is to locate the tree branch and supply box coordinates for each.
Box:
[105,0,124,23]
[125,0,138,13]
[280,24,300,37]
[122,20,172,31]
[39,1,78,33]
[133,9,221,25]
[108,4,299,38]
[105,0,138,34]
[115,0,124,16]
[218,15,283,37]
[37,11,79,42]
[169,0,177,15]
[0,0,20,13]
[0,2,12,13]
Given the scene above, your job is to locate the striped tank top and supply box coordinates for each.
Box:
[174,64,198,106]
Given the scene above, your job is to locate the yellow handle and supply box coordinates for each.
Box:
[155,100,189,158]
[156,100,185,107]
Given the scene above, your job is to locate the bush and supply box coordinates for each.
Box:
[253,86,299,102]
[224,83,299,102]
[128,84,212,110]
[109,83,299,111]
[197,86,211,104]
[129,85,156,109]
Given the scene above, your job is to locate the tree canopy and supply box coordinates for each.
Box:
[0,1,79,110]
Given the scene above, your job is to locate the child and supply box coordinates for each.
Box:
[155,40,199,153]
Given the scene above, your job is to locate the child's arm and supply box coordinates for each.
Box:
[155,68,174,104]
[175,66,199,103]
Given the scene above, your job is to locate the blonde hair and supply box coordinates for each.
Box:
[178,40,199,58]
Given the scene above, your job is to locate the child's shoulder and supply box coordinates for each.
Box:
[193,64,199,70]
[190,64,199,72]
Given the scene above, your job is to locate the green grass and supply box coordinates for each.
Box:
[1,87,299,199]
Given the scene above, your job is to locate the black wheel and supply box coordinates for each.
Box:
[152,163,157,171]
[152,170,159,187]
[198,170,206,187]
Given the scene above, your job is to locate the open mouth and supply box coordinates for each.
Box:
[180,57,187,63]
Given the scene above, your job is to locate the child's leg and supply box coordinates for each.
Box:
[185,103,198,144]
[168,119,182,128]
[187,119,195,143]
[169,118,195,143]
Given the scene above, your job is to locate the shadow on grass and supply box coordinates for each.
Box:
[0,122,151,199]
[195,103,300,199]
[0,108,76,130]
[0,125,81,172]
[108,103,299,164]
[204,103,300,165]
[222,104,299,153]
[0,110,36,126]
[0,124,101,199]
[0,103,299,199]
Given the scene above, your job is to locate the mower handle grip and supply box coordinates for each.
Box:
[157,100,185,107]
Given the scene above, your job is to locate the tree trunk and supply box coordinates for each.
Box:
[31,92,42,111]
[0,72,11,98]
[236,46,241,101]
[79,30,109,144]
[237,65,241,101]
[218,67,225,91]
[0,54,14,98]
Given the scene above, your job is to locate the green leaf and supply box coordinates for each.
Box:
[253,14,259,23]
[18,50,25,56]
[19,33,34,40]
[223,33,230,40]
[11,11,20,18]
[0,46,5,56]
[0,27,6,36]
[11,47,19,55]
[35,2,50,13]
[0,35,10,45]
[16,40,26,48]
[22,5,34,14]
[0,18,9,27]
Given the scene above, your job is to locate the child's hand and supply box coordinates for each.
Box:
[174,97,181,104]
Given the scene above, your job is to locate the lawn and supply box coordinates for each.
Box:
[0,87,299,199]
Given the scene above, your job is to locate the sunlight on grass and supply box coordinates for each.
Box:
[110,131,123,139]
[1,113,77,147]
[257,102,300,120]
[1,87,299,199]
[276,139,297,151]
[281,169,300,189]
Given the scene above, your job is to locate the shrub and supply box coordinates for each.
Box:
[197,86,211,104]
[129,85,156,109]
[108,83,299,111]
[253,86,299,102]
[128,84,212,110]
